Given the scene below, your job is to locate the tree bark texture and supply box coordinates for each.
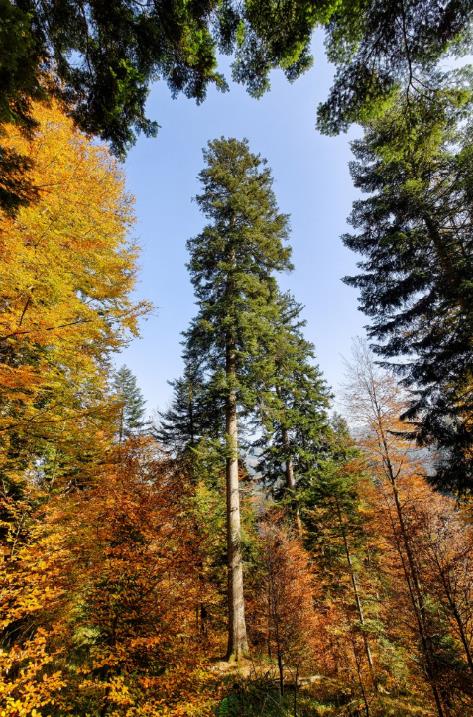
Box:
[225,339,249,661]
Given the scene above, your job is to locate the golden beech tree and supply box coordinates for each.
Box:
[0,101,149,487]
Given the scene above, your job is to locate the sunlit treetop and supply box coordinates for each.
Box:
[317,0,473,134]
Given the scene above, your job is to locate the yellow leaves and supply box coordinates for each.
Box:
[0,629,65,717]
[77,676,134,708]
[0,99,151,476]
[0,699,40,717]
[108,676,134,707]
[0,519,70,638]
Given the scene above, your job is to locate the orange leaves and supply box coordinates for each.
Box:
[251,517,321,678]
[0,442,219,715]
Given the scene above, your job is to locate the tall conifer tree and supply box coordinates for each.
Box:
[185,137,292,660]
[343,84,473,493]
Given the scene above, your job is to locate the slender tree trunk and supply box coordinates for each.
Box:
[268,562,284,695]
[273,587,285,696]
[277,652,285,697]
[352,639,370,717]
[335,500,375,680]
[282,427,302,536]
[446,591,473,674]
[225,339,249,661]
[293,665,299,717]
[372,401,448,717]
[389,474,447,717]
[267,582,273,660]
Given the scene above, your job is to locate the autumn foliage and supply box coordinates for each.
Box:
[1,440,219,715]
[0,102,148,487]
[1,105,472,717]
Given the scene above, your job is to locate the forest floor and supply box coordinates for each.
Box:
[187,656,352,716]
[183,656,435,717]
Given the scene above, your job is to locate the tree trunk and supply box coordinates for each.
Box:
[282,427,302,536]
[372,403,448,717]
[278,652,285,696]
[335,500,375,680]
[352,638,370,717]
[225,340,249,661]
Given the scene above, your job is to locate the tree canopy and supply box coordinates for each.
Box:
[4,1,472,212]
[317,0,473,134]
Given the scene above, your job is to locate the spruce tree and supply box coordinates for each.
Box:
[255,291,332,519]
[112,365,147,442]
[154,373,201,455]
[342,84,473,494]
[185,137,292,660]
[303,416,379,685]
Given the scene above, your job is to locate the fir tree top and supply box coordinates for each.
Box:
[186,137,293,410]
[113,365,148,441]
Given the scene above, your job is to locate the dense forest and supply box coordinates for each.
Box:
[1,1,472,716]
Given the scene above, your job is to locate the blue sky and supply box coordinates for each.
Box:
[118,32,366,415]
